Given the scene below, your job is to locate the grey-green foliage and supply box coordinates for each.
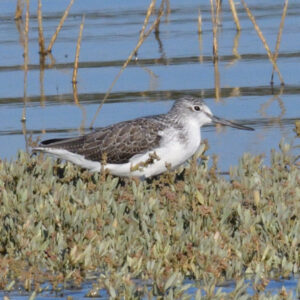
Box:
[0,143,299,298]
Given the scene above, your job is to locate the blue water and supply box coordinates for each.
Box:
[1,0,300,172]
[1,277,299,299]
[0,1,300,297]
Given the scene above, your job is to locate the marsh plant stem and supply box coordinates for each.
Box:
[22,0,29,122]
[46,0,74,53]
[37,0,46,55]
[228,0,241,31]
[241,0,284,86]
[72,15,85,85]
[90,0,165,128]
[271,0,288,85]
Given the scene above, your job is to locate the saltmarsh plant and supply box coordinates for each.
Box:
[0,141,299,298]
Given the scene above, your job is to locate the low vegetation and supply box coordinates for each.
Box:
[0,142,299,298]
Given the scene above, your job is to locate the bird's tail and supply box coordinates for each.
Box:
[32,136,85,154]
[32,136,101,172]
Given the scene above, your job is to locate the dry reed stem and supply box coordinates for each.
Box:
[271,0,288,85]
[154,0,165,33]
[228,0,241,31]
[39,55,46,106]
[139,0,156,41]
[215,0,222,26]
[15,18,25,47]
[259,87,285,121]
[21,120,29,153]
[72,15,85,84]
[154,30,166,60]
[210,0,218,62]
[198,32,203,64]
[48,52,56,67]
[37,0,45,55]
[15,0,23,20]
[72,83,87,133]
[226,31,241,67]
[232,31,241,58]
[229,87,241,98]
[22,0,29,122]
[214,57,221,102]
[72,83,79,104]
[198,9,203,64]
[46,0,74,53]
[197,8,202,34]
[241,0,284,85]
[210,0,220,101]
[165,0,171,22]
[90,0,165,128]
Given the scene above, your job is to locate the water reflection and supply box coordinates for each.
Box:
[0,0,299,165]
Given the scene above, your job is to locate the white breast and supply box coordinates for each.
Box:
[35,120,201,178]
[106,119,201,177]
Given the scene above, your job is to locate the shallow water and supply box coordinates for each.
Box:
[0,0,300,297]
[1,0,300,172]
[1,277,299,299]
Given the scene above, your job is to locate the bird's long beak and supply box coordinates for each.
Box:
[210,115,254,131]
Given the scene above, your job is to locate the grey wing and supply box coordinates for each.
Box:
[38,118,164,164]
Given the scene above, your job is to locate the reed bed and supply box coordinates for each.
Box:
[271,0,289,85]
[228,0,241,31]
[72,15,87,135]
[209,0,221,102]
[21,0,29,123]
[209,0,218,62]
[6,1,299,297]
[90,0,165,128]
[72,15,85,85]
[197,8,202,34]
[37,0,45,56]
[241,0,285,86]
[197,10,203,64]
[0,142,299,298]
[14,0,23,20]
[46,0,74,54]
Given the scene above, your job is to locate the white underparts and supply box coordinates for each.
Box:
[33,122,201,178]
[34,147,101,172]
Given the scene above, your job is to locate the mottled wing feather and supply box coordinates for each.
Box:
[39,117,165,164]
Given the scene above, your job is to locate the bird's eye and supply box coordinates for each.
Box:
[194,105,201,111]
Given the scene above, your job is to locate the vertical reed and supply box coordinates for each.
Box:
[154,0,165,34]
[15,16,25,47]
[259,86,285,121]
[215,0,222,26]
[210,0,218,62]
[90,0,165,128]
[37,0,45,55]
[227,31,241,67]
[46,0,74,53]
[271,0,288,85]
[72,15,85,85]
[72,14,86,133]
[22,0,29,122]
[241,0,284,85]
[165,0,171,22]
[15,0,24,20]
[197,8,202,34]
[39,63,45,106]
[213,57,221,102]
[228,0,241,31]
[198,8,203,64]
[38,0,46,105]
[210,0,220,101]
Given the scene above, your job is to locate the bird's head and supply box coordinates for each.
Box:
[171,96,254,131]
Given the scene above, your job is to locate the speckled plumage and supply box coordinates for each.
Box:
[33,96,253,177]
[39,116,168,164]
